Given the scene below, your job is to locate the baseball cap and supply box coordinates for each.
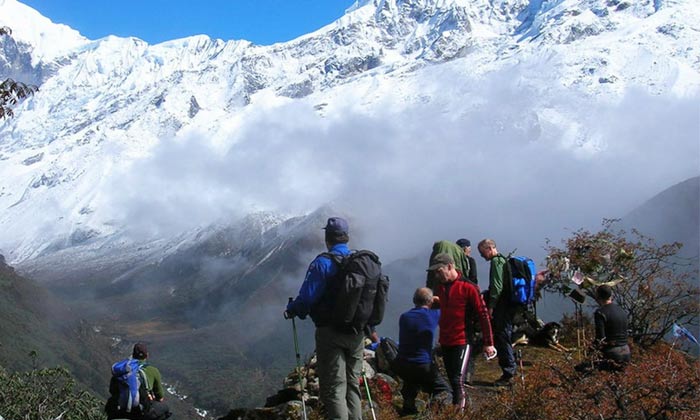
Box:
[427,253,454,271]
[323,217,349,234]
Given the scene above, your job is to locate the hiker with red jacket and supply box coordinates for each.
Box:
[429,253,496,407]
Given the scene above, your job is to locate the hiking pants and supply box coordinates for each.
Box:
[492,305,517,378]
[466,319,481,382]
[392,358,451,412]
[575,345,631,374]
[315,326,364,420]
[441,344,470,405]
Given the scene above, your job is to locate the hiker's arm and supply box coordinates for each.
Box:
[473,289,494,348]
[286,257,333,318]
[488,257,506,309]
[153,369,166,401]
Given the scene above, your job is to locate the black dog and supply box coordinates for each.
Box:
[512,322,572,353]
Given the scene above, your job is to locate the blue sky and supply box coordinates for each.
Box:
[21,0,355,45]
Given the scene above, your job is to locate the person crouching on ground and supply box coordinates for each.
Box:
[106,343,171,420]
[429,253,496,407]
[393,287,451,415]
[576,284,631,373]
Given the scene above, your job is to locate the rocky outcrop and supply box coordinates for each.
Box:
[219,344,399,420]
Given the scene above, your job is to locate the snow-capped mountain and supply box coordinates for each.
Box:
[1,0,698,413]
[0,0,698,266]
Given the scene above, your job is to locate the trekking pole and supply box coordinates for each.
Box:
[361,367,377,420]
[574,303,582,361]
[287,298,308,420]
[576,303,586,360]
[517,349,525,386]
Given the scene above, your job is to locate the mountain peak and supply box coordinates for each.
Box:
[0,0,87,64]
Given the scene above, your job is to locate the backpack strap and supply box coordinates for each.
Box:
[137,364,155,402]
[319,251,346,266]
[498,253,514,295]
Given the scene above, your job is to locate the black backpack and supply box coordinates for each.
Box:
[322,250,390,335]
[376,337,399,373]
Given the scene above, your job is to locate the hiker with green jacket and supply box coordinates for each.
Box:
[478,239,517,386]
[106,343,171,420]
[426,240,470,290]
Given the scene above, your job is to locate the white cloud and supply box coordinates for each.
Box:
[101,61,700,260]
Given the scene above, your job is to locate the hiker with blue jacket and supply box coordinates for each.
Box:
[478,238,517,386]
[285,217,363,420]
[393,287,451,415]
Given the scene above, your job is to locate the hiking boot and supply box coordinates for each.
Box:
[464,371,473,386]
[399,405,418,416]
[493,375,513,387]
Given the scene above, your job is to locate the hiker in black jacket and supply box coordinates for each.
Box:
[576,285,631,373]
[456,238,478,286]
[456,238,480,385]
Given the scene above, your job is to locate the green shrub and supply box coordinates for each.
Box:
[0,366,104,420]
[476,344,700,420]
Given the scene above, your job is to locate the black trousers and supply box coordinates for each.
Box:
[441,345,470,405]
[575,345,631,373]
[492,306,516,378]
[393,358,451,411]
[106,400,171,420]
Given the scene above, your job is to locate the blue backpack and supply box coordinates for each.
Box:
[111,358,149,413]
[507,256,537,305]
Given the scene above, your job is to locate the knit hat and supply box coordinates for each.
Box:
[133,342,148,359]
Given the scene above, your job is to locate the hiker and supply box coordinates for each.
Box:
[478,238,517,386]
[576,285,631,373]
[429,253,496,406]
[426,240,470,290]
[392,287,451,415]
[106,343,171,420]
[456,238,478,285]
[456,238,480,385]
[285,217,363,420]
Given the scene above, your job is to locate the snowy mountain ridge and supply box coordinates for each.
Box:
[0,0,698,265]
